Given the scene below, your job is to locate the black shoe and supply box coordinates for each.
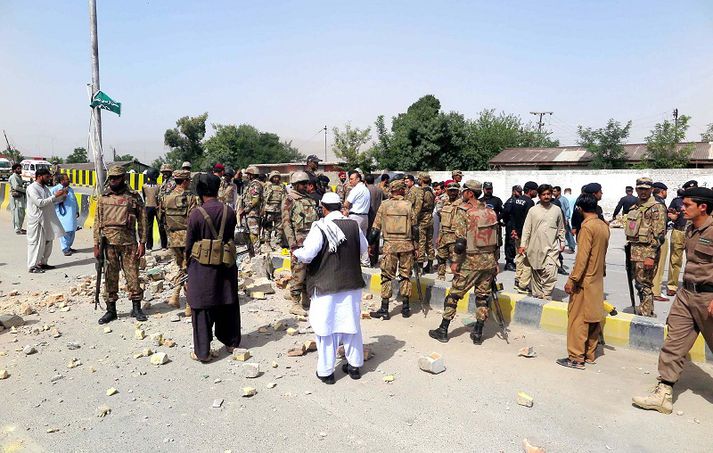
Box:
[370,299,391,320]
[39,264,56,270]
[63,251,72,256]
[130,301,147,322]
[341,363,361,380]
[316,371,335,385]
[428,318,450,343]
[401,300,411,318]
[504,262,516,272]
[98,302,117,325]
[557,267,568,276]
[470,320,484,345]
[423,260,433,274]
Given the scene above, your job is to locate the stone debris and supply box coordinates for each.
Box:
[149,332,163,346]
[135,329,146,340]
[161,338,176,348]
[19,303,35,316]
[384,375,395,383]
[103,327,112,334]
[50,374,63,383]
[266,382,277,389]
[245,277,276,295]
[46,428,59,434]
[59,306,71,312]
[522,439,545,453]
[250,292,266,300]
[418,352,446,374]
[150,352,170,365]
[271,321,285,331]
[518,346,537,358]
[232,349,251,361]
[140,348,154,357]
[212,398,224,408]
[286,327,298,336]
[23,345,37,355]
[106,387,119,396]
[50,328,62,338]
[676,410,684,416]
[271,361,279,368]
[0,314,24,329]
[96,404,112,417]
[516,391,534,408]
[146,268,165,281]
[242,387,257,397]
[67,358,82,369]
[149,281,164,294]
[303,340,317,352]
[0,369,10,379]
[243,363,261,378]
[361,311,371,319]
[288,345,306,357]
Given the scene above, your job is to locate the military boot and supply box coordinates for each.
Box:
[98,302,117,325]
[428,318,451,343]
[632,382,673,414]
[401,297,411,318]
[423,260,433,274]
[470,320,485,344]
[289,294,308,316]
[130,300,148,322]
[168,287,181,308]
[370,298,390,320]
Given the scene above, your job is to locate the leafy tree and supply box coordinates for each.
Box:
[150,156,166,170]
[48,155,64,164]
[332,123,374,172]
[577,119,632,169]
[114,153,135,162]
[643,115,693,169]
[202,123,304,170]
[163,113,208,167]
[5,147,24,164]
[701,123,713,142]
[65,147,89,164]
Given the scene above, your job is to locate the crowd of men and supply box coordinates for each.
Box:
[5,155,713,415]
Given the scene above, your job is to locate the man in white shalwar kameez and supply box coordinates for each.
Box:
[26,168,66,273]
[294,192,368,384]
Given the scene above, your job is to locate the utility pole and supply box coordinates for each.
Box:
[673,108,679,130]
[530,112,553,133]
[323,125,327,161]
[89,0,106,191]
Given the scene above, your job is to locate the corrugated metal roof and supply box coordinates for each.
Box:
[490,142,713,166]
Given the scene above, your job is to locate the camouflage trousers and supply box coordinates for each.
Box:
[635,261,656,317]
[417,219,435,263]
[104,244,143,302]
[262,212,281,246]
[436,242,455,279]
[445,256,497,322]
[247,216,261,252]
[381,251,413,300]
[289,253,309,307]
[171,247,186,296]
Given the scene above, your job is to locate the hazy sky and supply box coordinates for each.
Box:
[2,0,712,163]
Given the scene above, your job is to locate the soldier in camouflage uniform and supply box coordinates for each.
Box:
[282,171,320,316]
[157,163,176,249]
[436,182,462,280]
[429,180,499,344]
[238,165,264,253]
[262,170,286,248]
[418,172,436,273]
[218,167,238,209]
[369,180,418,320]
[163,170,199,315]
[94,165,147,324]
[625,177,667,317]
[335,171,349,202]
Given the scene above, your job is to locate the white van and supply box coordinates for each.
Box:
[0,157,11,181]
[21,158,51,182]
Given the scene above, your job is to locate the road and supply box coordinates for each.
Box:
[0,212,711,452]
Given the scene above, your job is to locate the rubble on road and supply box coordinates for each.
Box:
[243,363,261,378]
[242,387,257,397]
[418,353,446,374]
[0,369,10,379]
[106,387,119,396]
[518,346,537,358]
[150,352,170,365]
[522,439,545,453]
[96,404,112,417]
[232,349,251,361]
[516,391,534,408]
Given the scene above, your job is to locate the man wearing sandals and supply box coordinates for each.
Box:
[26,168,66,273]
[557,194,609,370]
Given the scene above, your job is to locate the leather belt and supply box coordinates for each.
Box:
[349,212,368,216]
[682,281,713,293]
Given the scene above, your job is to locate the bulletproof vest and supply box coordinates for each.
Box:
[422,187,435,213]
[382,199,412,241]
[143,184,159,208]
[266,183,283,208]
[466,204,499,252]
[163,190,191,232]
[440,202,457,231]
[625,199,655,243]
[289,192,319,233]
[100,194,134,228]
[190,205,236,267]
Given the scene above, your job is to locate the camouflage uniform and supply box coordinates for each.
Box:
[436,195,461,279]
[262,175,286,246]
[625,182,667,317]
[241,178,264,251]
[282,186,319,308]
[406,183,435,265]
[94,167,146,323]
[218,179,238,209]
[335,180,349,202]
[157,169,176,249]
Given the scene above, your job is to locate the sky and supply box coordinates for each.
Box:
[1,0,712,163]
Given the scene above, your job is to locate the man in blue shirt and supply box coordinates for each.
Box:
[52,173,79,256]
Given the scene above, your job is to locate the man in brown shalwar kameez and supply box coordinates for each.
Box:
[557,194,610,369]
[185,174,241,363]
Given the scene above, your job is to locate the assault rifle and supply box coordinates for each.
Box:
[624,243,636,310]
[412,259,426,317]
[490,278,509,343]
[94,236,107,310]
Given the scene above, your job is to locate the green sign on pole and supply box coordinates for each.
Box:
[90,90,121,116]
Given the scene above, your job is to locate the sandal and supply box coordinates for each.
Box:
[29,266,45,274]
[190,351,212,363]
[556,357,585,370]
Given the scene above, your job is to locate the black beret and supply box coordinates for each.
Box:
[196,173,221,197]
[682,180,698,189]
[583,183,602,194]
[523,181,538,191]
[683,187,713,202]
[652,182,668,190]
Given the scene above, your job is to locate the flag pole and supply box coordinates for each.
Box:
[89,0,106,192]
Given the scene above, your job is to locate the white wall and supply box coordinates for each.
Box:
[429,168,712,214]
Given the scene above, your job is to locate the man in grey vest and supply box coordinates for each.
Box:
[293,192,368,385]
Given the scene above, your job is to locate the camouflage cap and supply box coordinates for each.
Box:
[245,165,259,175]
[389,180,406,192]
[290,171,310,184]
[172,169,191,180]
[159,164,174,173]
[446,182,460,191]
[636,177,653,189]
[452,170,463,177]
[107,165,126,177]
[268,170,281,179]
[463,180,482,192]
[181,161,192,169]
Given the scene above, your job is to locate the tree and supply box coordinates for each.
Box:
[5,147,24,164]
[114,153,135,162]
[65,147,89,164]
[577,119,632,169]
[701,123,713,142]
[48,155,64,164]
[202,123,304,170]
[643,115,693,169]
[331,123,374,172]
[163,113,208,168]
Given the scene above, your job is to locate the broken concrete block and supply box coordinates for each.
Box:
[516,391,534,408]
[250,292,266,300]
[149,333,163,346]
[286,327,298,336]
[149,281,164,294]
[18,303,35,316]
[266,382,277,389]
[0,369,9,379]
[103,326,112,334]
[161,338,176,348]
[50,328,62,338]
[141,348,154,357]
[134,329,146,340]
[383,374,395,383]
[146,268,165,281]
[271,321,285,331]
[245,277,275,295]
[106,387,118,396]
[150,352,169,365]
[303,340,317,352]
[67,358,82,369]
[243,363,261,378]
[522,439,545,453]
[212,398,224,408]
[518,346,537,358]
[242,387,257,397]
[287,346,306,357]
[0,314,24,329]
[271,361,278,368]
[232,349,251,361]
[418,352,446,374]
[23,345,37,355]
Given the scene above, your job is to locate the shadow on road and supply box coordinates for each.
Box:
[359,334,406,377]
[675,362,713,405]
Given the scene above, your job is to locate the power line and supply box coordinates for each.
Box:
[530,111,553,133]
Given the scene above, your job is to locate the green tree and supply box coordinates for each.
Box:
[577,119,632,169]
[643,115,693,168]
[48,155,64,164]
[5,147,24,164]
[65,147,89,164]
[163,113,208,167]
[114,153,135,162]
[202,123,304,170]
[332,123,374,172]
[701,123,713,142]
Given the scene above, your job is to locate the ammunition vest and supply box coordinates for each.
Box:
[290,193,319,234]
[142,185,159,208]
[466,205,498,253]
[625,200,655,243]
[440,203,457,231]
[100,194,134,228]
[382,199,412,241]
[164,191,191,232]
[266,184,283,208]
[190,205,236,267]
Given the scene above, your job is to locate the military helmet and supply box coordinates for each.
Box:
[268,170,281,179]
[107,165,126,177]
[245,165,259,175]
[290,171,310,184]
[389,180,406,192]
[160,163,174,173]
[172,169,191,180]
[225,167,236,177]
